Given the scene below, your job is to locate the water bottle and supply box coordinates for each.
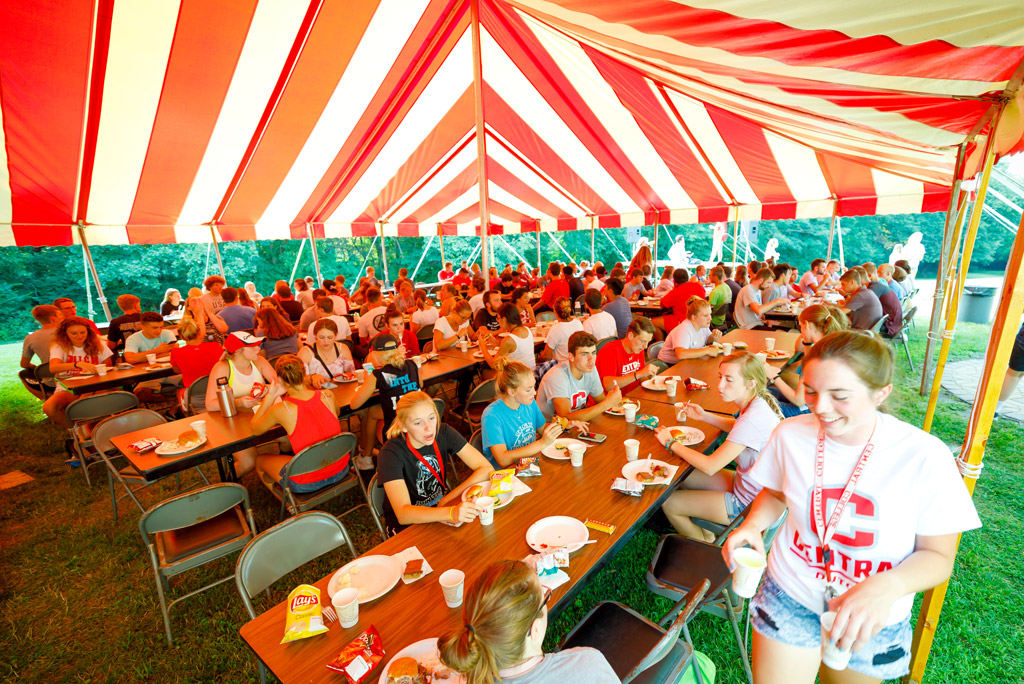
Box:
[216,377,236,418]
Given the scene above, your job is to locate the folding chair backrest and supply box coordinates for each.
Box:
[139,482,250,538]
[596,336,616,353]
[186,375,210,413]
[422,340,434,354]
[417,324,435,343]
[466,379,497,407]
[367,474,386,519]
[625,579,710,683]
[66,391,139,424]
[868,313,889,334]
[34,363,56,384]
[433,397,446,419]
[92,409,166,454]
[470,429,483,454]
[899,306,917,334]
[647,341,664,363]
[285,433,357,479]
[236,511,353,609]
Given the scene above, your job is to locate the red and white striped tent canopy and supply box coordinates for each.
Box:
[1,0,1023,248]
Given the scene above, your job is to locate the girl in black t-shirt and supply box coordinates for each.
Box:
[378,391,493,535]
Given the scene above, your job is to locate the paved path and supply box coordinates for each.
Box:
[941,357,1024,421]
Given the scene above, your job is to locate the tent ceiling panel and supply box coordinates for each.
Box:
[2,0,1023,246]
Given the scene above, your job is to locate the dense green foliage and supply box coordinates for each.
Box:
[1,207,1014,343]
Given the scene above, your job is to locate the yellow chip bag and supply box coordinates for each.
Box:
[281,584,329,644]
[487,468,515,497]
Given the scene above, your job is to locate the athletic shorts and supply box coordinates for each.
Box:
[1010,322,1024,372]
[750,573,912,680]
[724,491,745,520]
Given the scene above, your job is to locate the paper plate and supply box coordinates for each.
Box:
[377,638,465,684]
[541,438,586,460]
[328,554,404,602]
[604,400,639,416]
[761,349,791,359]
[640,378,668,391]
[663,426,706,446]
[622,459,673,486]
[154,437,208,456]
[526,516,589,552]
[462,484,515,509]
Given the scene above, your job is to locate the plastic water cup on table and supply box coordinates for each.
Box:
[765,337,776,351]
[189,420,207,440]
[624,439,640,462]
[755,352,768,365]
[623,404,638,423]
[459,338,468,352]
[721,342,733,356]
[439,569,466,608]
[146,353,157,366]
[354,369,366,383]
[332,587,360,628]
[568,444,586,467]
[665,379,677,400]
[820,612,852,670]
[477,496,496,525]
[95,364,107,377]
[674,402,687,423]
[730,547,767,598]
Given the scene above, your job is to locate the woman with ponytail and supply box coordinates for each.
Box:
[769,304,850,417]
[439,560,618,684]
[479,304,536,372]
[655,351,783,540]
[538,297,583,364]
[377,391,493,536]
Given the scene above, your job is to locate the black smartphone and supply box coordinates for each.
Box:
[577,432,607,444]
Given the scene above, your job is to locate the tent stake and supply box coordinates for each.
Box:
[76,223,112,322]
[306,223,323,285]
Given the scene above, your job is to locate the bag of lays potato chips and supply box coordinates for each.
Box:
[281,584,329,644]
[487,468,515,498]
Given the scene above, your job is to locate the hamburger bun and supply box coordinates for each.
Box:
[387,657,424,684]
[553,415,569,430]
[177,429,201,447]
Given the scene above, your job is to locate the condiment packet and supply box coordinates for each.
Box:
[612,478,644,496]
[129,438,163,453]
[634,414,659,430]
[281,584,329,644]
[326,625,385,683]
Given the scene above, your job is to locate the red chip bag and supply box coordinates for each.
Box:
[250,382,267,399]
[326,625,385,683]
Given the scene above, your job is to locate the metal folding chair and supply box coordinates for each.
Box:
[65,391,139,487]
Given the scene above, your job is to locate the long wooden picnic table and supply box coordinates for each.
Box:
[237,399,722,684]
[58,356,178,395]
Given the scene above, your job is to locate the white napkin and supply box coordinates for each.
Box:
[539,569,570,591]
[392,545,433,584]
[510,475,532,497]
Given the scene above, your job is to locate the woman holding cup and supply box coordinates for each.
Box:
[378,391,494,536]
[723,331,980,683]
[654,351,782,540]
[433,299,473,351]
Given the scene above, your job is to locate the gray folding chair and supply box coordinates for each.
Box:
[867,313,889,334]
[65,391,139,487]
[236,511,357,684]
[561,580,710,684]
[596,336,616,353]
[92,408,210,521]
[255,432,386,542]
[647,341,664,363]
[139,483,257,643]
[889,306,917,369]
[183,375,210,415]
[367,474,387,536]
[462,378,497,433]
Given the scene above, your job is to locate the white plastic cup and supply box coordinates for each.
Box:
[721,342,733,356]
[332,587,359,628]
[146,353,157,366]
[665,379,677,400]
[95,364,107,377]
[755,352,768,365]
[623,404,638,423]
[820,612,852,670]
[459,339,468,352]
[731,548,767,598]
[476,496,495,525]
[674,402,688,423]
[189,420,207,440]
[439,569,465,608]
[765,337,776,351]
[624,439,640,462]
[568,444,586,467]
[354,369,367,383]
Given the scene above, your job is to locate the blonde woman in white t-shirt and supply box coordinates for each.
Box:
[658,297,722,365]
[724,331,980,684]
[655,351,782,540]
[538,297,583,364]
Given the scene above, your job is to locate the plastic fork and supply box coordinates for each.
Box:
[322,605,338,623]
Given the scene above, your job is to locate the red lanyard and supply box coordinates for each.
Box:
[812,421,876,587]
[406,434,446,489]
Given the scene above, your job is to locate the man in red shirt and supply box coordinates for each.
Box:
[596,317,657,394]
[656,268,705,334]
[451,268,471,288]
[537,263,569,313]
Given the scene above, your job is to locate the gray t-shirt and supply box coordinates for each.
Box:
[502,648,619,684]
[536,362,603,419]
[846,288,883,330]
[125,329,177,354]
[22,328,56,364]
[734,284,762,329]
[602,297,632,339]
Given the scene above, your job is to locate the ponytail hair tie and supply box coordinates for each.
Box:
[466,624,475,635]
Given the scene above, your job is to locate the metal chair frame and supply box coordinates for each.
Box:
[647,341,664,363]
[535,311,557,323]
[183,375,210,416]
[462,378,497,433]
[65,391,140,487]
[889,306,917,369]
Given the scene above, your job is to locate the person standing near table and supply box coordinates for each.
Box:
[596,316,657,394]
[439,560,620,684]
[218,287,257,333]
[658,297,722,365]
[724,331,980,683]
[378,391,493,535]
[200,275,227,315]
[735,268,789,330]
[43,317,114,428]
[480,361,567,468]
[656,351,782,540]
[707,266,732,328]
[600,278,632,339]
[582,289,616,341]
[536,331,621,420]
[655,268,705,334]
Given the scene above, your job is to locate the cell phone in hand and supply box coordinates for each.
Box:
[576,432,607,444]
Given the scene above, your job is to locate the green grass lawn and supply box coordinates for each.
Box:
[1,317,1020,683]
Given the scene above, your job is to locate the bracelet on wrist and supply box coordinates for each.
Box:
[448,506,456,522]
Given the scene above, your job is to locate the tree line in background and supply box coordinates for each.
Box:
[0,208,1014,342]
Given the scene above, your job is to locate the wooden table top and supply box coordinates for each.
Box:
[721,328,801,353]
[238,403,722,684]
[627,356,735,415]
[59,357,177,395]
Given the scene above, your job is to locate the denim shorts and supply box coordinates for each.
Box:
[724,491,744,520]
[750,574,912,680]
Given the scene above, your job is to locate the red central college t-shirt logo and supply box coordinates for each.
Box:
[570,390,588,409]
[809,488,877,548]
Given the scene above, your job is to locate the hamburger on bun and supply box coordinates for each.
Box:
[387,657,426,684]
[177,429,201,448]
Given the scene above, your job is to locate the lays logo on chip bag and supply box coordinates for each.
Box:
[281,584,329,644]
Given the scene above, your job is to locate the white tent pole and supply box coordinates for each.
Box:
[826,202,838,262]
[590,216,596,264]
[470,0,491,278]
[378,222,391,287]
[76,223,112,322]
[438,225,446,270]
[731,211,740,266]
[536,220,541,268]
[209,224,225,279]
[547,231,576,264]
[288,238,307,285]
[497,235,531,269]
[306,223,323,285]
[836,217,845,270]
[653,221,659,268]
[82,243,94,320]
